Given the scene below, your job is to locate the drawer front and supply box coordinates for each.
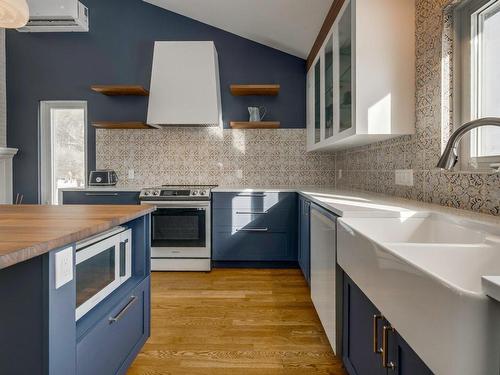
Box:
[212,192,295,210]
[62,191,140,205]
[212,207,295,232]
[213,229,294,261]
[77,278,149,375]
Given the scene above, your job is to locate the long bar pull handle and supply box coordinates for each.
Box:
[109,296,137,324]
[237,193,266,197]
[382,325,396,370]
[235,211,268,215]
[85,192,119,197]
[373,315,383,354]
[235,228,269,232]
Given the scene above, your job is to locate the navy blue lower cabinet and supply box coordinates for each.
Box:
[390,332,434,375]
[343,273,433,375]
[212,192,298,265]
[61,190,140,205]
[343,273,386,375]
[77,276,150,375]
[298,196,311,284]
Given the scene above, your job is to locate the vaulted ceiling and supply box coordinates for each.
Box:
[143,0,333,59]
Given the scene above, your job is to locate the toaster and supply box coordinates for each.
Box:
[89,170,118,186]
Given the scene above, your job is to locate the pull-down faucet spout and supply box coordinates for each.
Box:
[436,117,500,170]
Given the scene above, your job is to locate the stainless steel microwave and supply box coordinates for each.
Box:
[75,226,132,321]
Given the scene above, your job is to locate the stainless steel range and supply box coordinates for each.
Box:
[140,185,216,271]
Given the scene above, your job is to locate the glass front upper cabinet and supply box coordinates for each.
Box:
[338,1,352,133]
[314,58,321,144]
[324,34,334,139]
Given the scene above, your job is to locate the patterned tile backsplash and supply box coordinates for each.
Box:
[96,128,336,187]
[335,0,499,216]
[96,0,499,217]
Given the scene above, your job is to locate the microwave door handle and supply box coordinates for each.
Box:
[119,239,129,277]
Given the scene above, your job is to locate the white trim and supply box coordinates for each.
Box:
[455,0,500,170]
[0,147,17,204]
[39,101,88,205]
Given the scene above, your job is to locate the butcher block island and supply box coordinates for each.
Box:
[0,204,154,375]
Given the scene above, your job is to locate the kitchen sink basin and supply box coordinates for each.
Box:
[338,213,500,375]
[341,212,492,244]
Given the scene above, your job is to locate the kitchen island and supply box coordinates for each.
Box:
[0,204,155,375]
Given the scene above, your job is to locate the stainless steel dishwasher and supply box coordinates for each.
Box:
[310,203,337,353]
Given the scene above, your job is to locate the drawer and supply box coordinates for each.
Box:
[213,229,294,261]
[212,207,295,231]
[62,191,140,205]
[77,277,150,375]
[212,192,296,210]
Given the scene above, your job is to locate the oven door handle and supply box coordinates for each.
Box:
[141,201,210,208]
[236,227,269,232]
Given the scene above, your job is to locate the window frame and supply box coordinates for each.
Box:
[454,0,500,170]
[39,101,88,205]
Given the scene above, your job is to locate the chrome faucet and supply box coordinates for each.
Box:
[436,117,500,170]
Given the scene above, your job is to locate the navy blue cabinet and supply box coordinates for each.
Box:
[77,276,150,375]
[343,273,433,375]
[212,192,298,266]
[298,195,311,284]
[61,190,140,205]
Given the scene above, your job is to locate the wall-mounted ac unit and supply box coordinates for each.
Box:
[17,0,89,32]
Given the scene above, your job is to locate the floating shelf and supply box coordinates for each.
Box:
[92,121,157,130]
[91,85,149,96]
[230,84,280,96]
[230,121,281,129]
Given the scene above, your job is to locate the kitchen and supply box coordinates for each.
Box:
[0,0,500,374]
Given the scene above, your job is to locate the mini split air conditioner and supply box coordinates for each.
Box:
[17,0,89,32]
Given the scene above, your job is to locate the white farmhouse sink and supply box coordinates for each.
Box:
[338,213,500,375]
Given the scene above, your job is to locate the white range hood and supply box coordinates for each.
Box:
[147,41,222,127]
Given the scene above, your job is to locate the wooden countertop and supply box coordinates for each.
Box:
[0,205,155,270]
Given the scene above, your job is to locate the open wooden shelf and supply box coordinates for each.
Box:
[91,85,149,96]
[230,121,281,129]
[92,121,157,130]
[230,84,280,96]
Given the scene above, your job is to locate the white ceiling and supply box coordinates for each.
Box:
[143,0,333,59]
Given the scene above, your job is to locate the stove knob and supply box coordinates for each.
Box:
[192,191,198,196]
[153,191,160,196]
[200,190,206,196]
[144,191,151,196]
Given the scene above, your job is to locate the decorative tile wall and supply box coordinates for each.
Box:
[96,128,336,187]
[336,0,500,216]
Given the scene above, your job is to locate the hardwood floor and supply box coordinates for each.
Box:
[128,269,347,375]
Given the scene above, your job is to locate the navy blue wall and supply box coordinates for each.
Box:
[6,0,306,203]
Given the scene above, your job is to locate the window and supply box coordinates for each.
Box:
[40,101,87,204]
[456,0,500,169]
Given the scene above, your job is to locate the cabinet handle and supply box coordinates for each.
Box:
[109,296,137,324]
[85,192,119,197]
[237,193,266,197]
[236,210,268,215]
[382,325,396,370]
[373,315,383,354]
[235,227,269,232]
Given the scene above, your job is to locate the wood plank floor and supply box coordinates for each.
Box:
[128,269,347,375]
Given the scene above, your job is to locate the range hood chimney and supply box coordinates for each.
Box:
[147,41,222,127]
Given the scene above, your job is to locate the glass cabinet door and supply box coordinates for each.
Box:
[314,58,321,144]
[324,34,334,139]
[338,1,352,133]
